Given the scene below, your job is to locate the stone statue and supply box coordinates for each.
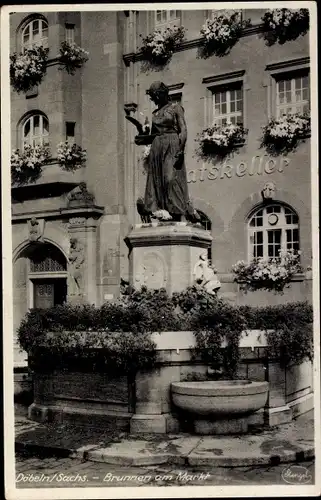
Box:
[193,253,221,295]
[125,81,190,222]
[28,217,44,242]
[261,181,276,201]
[68,237,85,296]
[66,182,95,206]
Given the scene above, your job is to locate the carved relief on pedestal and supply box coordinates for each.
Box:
[135,252,167,289]
[27,217,45,243]
[68,237,85,297]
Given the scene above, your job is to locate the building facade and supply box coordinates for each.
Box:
[10,9,312,362]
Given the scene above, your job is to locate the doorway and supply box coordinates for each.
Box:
[33,278,67,309]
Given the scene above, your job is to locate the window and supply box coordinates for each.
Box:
[22,18,48,50]
[212,84,243,126]
[276,72,310,117]
[22,114,49,148]
[65,23,75,44]
[66,122,75,144]
[155,10,180,28]
[210,9,242,20]
[30,244,67,273]
[248,204,299,261]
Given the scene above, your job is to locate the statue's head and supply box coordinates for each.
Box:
[30,217,38,226]
[199,252,207,261]
[147,81,169,105]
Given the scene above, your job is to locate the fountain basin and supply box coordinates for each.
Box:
[171,380,269,434]
[171,380,269,416]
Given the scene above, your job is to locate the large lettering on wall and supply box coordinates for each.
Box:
[187,155,290,183]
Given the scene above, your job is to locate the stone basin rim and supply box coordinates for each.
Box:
[171,380,269,397]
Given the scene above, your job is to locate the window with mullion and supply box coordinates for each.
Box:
[23,115,49,148]
[276,73,310,117]
[155,9,180,28]
[22,19,48,50]
[213,87,243,126]
[248,204,300,262]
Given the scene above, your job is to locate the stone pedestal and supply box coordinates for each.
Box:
[125,222,212,294]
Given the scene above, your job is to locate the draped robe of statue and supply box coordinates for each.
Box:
[144,102,189,217]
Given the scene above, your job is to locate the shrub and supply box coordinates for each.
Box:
[18,286,313,375]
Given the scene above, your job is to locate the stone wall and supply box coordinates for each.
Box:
[29,330,314,433]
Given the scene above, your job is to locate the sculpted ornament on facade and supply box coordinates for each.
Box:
[261,181,276,200]
[68,217,86,227]
[66,182,95,207]
[27,217,45,242]
[68,237,85,296]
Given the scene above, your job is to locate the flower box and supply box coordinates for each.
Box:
[59,41,89,75]
[261,113,310,156]
[11,144,51,186]
[57,142,87,171]
[10,46,49,93]
[261,8,309,46]
[199,12,251,58]
[232,250,303,293]
[140,25,186,68]
[196,123,247,160]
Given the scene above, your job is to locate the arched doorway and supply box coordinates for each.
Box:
[13,241,68,367]
[28,243,67,309]
[13,242,67,324]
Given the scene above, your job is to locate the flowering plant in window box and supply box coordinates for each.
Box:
[57,142,87,171]
[59,41,89,75]
[10,46,49,93]
[232,249,303,293]
[196,122,247,160]
[11,144,51,185]
[261,113,310,156]
[199,12,251,58]
[261,8,309,46]
[140,26,186,68]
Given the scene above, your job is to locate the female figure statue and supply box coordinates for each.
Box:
[126,81,190,221]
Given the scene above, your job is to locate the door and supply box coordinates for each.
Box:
[33,281,55,309]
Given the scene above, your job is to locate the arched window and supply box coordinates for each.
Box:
[22,18,48,51]
[196,210,212,264]
[248,203,299,261]
[22,113,49,148]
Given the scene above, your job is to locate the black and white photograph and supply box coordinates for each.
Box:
[1,2,320,498]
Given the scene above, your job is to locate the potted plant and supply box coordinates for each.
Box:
[11,144,51,185]
[261,8,309,46]
[139,25,186,68]
[10,46,49,93]
[198,11,251,58]
[232,249,303,293]
[59,41,89,74]
[196,122,247,161]
[261,113,310,156]
[57,142,87,171]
